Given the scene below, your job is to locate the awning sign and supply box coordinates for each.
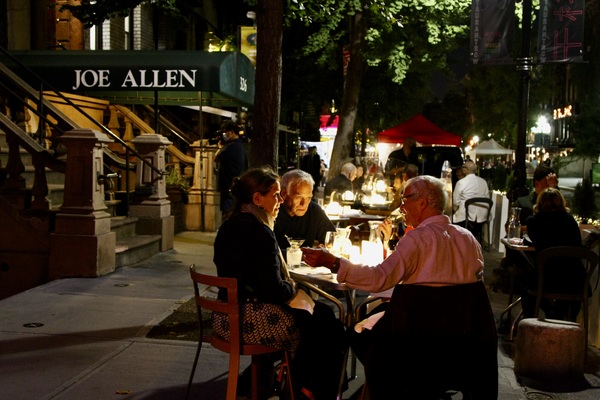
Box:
[3,50,255,107]
[72,69,199,91]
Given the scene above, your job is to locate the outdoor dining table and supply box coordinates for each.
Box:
[499,237,536,340]
[289,266,355,328]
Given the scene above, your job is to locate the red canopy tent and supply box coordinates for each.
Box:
[378,114,462,147]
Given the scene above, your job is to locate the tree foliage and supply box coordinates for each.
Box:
[285,0,472,176]
[59,0,182,28]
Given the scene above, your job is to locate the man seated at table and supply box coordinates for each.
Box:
[274,169,336,250]
[324,162,357,201]
[514,164,558,224]
[302,175,497,399]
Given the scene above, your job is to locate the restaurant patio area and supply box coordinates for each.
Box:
[1,230,599,399]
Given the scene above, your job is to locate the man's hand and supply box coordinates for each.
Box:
[301,247,338,270]
[546,173,558,188]
[378,218,393,243]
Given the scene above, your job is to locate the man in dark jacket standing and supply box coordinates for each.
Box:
[300,146,322,194]
[215,121,248,219]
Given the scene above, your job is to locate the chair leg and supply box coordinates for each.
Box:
[185,341,202,400]
[226,353,241,400]
[279,351,295,400]
[508,309,523,341]
[359,381,370,400]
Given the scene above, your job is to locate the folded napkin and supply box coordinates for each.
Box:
[354,311,385,333]
[288,288,315,314]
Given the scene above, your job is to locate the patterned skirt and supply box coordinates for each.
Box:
[212,302,301,355]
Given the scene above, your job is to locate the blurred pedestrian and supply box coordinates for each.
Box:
[214,121,248,220]
[300,146,322,195]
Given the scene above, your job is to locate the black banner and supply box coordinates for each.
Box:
[538,0,585,63]
[470,0,515,65]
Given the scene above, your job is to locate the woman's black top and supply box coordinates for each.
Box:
[214,212,295,304]
[526,210,584,293]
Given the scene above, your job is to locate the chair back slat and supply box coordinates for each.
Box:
[534,246,599,330]
[464,197,493,223]
[464,197,494,251]
[189,267,242,343]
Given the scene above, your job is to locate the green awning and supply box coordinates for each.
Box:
[3,50,255,108]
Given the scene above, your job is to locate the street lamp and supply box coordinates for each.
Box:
[508,0,534,202]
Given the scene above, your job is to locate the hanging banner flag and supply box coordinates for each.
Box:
[240,26,257,66]
[470,0,515,65]
[538,0,585,63]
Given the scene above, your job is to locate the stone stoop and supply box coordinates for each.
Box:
[111,216,161,268]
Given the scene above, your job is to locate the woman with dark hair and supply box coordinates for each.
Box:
[213,166,347,399]
[524,187,585,320]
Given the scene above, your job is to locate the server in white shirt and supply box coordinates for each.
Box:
[452,160,490,237]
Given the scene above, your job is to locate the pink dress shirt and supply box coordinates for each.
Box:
[336,214,484,292]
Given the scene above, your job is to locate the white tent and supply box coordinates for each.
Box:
[467,139,513,161]
[472,139,513,155]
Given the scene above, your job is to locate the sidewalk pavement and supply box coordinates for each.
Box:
[1,231,599,399]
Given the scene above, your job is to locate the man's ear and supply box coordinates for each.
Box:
[280,188,288,199]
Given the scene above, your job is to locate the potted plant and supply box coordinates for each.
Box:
[165,166,190,204]
[572,177,598,225]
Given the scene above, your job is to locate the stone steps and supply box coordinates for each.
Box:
[111,216,162,268]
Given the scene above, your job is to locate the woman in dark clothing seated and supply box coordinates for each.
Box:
[524,187,585,320]
[213,166,347,399]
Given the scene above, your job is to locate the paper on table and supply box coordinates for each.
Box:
[293,266,333,276]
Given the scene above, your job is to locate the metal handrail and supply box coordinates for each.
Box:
[0,46,166,178]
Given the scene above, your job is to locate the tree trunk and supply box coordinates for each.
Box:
[250,0,283,169]
[328,12,366,179]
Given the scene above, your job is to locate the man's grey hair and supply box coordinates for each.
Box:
[340,162,357,177]
[463,160,477,174]
[405,175,447,213]
[280,169,314,193]
[405,164,419,179]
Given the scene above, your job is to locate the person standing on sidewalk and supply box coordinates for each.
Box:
[300,146,322,195]
[214,121,248,220]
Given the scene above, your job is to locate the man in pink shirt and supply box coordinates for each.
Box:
[301,175,496,399]
[302,175,484,290]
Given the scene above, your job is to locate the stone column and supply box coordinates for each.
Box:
[49,129,116,278]
[130,134,174,251]
[185,140,221,232]
[184,141,202,231]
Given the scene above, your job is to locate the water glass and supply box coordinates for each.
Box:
[287,247,302,269]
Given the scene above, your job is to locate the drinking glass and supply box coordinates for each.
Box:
[324,231,335,251]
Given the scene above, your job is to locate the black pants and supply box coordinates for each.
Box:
[290,301,348,399]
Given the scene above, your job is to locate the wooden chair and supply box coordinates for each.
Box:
[530,246,599,338]
[464,197,493,251]
[185,266,295,400]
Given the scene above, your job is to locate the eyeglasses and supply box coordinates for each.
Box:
[400,193,418,205]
